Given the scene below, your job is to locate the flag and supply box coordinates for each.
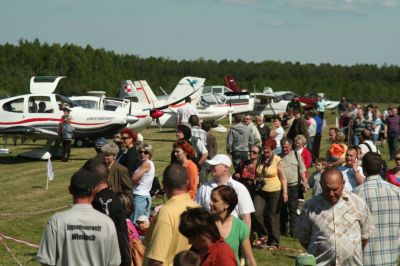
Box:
[47,158,54,181]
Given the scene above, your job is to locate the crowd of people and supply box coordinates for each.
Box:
[35,99,400,266]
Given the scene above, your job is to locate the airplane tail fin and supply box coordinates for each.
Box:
[168,77,205,106]
[133,80,159,106]
[224,75,242,93]
[120,80,139,99]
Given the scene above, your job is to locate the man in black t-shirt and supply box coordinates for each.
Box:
[83,159,131,266]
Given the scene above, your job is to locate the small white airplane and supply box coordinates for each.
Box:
[250,87,290,116]
[0,76,138,159]
[120,77,223,128]
[250,87,307,117]
[200,85,255,123]
[70,77,205,135]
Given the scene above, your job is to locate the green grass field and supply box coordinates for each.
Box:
[0,110,394,265]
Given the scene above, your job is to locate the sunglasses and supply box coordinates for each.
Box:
[140,150,150,155]
[249,151,259,154]
[395,158,400,161]
[121,136,130,140]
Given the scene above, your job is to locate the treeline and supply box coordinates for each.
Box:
[0,39,399,102]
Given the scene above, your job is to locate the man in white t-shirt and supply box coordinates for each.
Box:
[36,169,121,266]
[176,97,198,127]
[337,147,365,191]
[196,154,255,229]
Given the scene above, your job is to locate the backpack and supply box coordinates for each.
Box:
[189,136,202,170]
[150,176,164,198]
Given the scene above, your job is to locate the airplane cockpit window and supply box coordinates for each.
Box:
[201,94,218,105]
[223,87,231,93]
[216,95,227,104]
[3,98,24,113]
[202,87,212,94]
[213,87,223,94]
[72,100,97,109]
[33,96,54,113]
[104,99,123,111]
[28,97,38,113]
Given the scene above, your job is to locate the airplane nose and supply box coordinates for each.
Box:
[126,115,139,124]
[150,109,164,119]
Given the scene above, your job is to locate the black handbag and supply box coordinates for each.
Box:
[294,152,305,199]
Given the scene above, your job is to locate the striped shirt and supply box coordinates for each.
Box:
[353,175,400,266]
[296,191,374,265]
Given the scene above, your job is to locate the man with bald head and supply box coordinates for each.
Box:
[296,167,374,265]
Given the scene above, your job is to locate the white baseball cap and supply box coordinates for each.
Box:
[137,215,149,223]
[206,154,232,167]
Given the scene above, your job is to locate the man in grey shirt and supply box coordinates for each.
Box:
[226,114,254,172]
[36,169,121,266]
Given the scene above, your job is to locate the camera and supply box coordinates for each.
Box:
[254,176,265,190]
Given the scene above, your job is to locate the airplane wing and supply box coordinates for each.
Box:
[143,87,201,111]
[0,126,58,140]
[251,93,275,99]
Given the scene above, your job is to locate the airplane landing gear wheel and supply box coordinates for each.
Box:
[74,139,85,148]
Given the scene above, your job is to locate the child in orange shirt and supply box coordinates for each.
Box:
[327,131,347,163]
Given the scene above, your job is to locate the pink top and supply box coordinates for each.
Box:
[126,219,139,241]
[385,169,400,187]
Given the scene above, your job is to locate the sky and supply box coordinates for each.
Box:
[1,0,399,66]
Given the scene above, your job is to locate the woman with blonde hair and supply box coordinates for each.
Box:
[131,143,155,224]
[234,145,262,198]
[294,134,312,173]
[102,142,132,197]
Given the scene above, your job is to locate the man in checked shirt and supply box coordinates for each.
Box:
[296,167,374,265]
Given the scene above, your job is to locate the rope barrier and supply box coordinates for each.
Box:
[0,204,71,217]
[0,234,23,266]
[0,205,71,264]
[0,232,39,249]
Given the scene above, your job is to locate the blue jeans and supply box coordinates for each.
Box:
[353,134,361,146]
[274,146,282,155]
[231,151,249,173]
[131,194,151,224]
[371,133,379,145]
[307,137,314,152]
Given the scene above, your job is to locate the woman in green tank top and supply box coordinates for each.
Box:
[210,185,257,266]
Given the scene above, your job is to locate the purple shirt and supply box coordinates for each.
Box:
[385,115,400,133]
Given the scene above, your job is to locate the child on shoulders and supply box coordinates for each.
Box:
[327,132,347,163]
